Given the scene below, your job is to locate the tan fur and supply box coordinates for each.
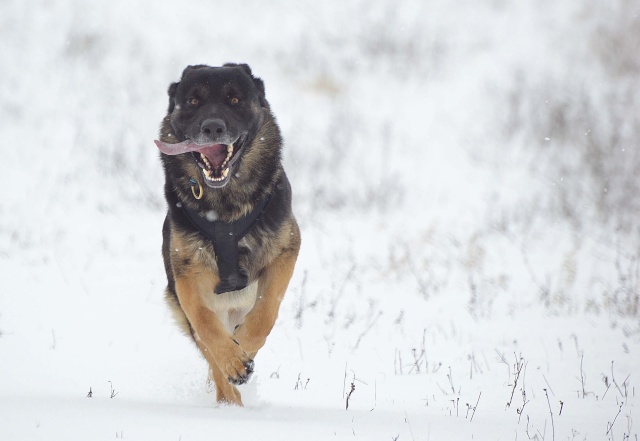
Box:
[165,212,300,405]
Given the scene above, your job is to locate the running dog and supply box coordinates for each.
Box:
[155,63,300,406]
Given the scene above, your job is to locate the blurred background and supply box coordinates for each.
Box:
[0,0,639,428]
[2,0,637,317]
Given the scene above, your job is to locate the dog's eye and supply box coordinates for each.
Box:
[188,98,199,106]
[230,97,240,105]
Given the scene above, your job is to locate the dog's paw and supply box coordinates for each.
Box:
[214,339,254,385]
[228,359,254,385]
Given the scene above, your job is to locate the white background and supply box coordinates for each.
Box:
[1,0,638,439]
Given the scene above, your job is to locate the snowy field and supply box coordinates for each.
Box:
[1,0,639,439]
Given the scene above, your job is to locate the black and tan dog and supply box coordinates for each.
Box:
[155,63,300,406]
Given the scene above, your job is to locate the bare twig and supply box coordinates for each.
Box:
[611,361,629,400]
[86,387,93,398]
[294,373,309,390]
[602,374,612,399]
[447,366,456,395]
[109,381,118,398]
[576,352,591,398]
[543,374,555,397]
[525,415,533,440]
[345,381,356,410]
[606,402,624,435]
[470,392,482,422]
[507,353,525,409]
[544,388,555,441]
[395,349,404,375]
[408,347,425,375]
[517,382,530,423]
[468,352,483,378]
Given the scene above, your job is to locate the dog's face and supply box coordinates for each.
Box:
[161,63,268,188]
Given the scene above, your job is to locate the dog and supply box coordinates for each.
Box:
[155,63,300,406]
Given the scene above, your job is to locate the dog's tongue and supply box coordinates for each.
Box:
[154,139,202,155]
[154,140,227,167]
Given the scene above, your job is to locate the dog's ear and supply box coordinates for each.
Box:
[167,81,179,113]
[252,77,268,108]
[225,62,253,76]
[181,64,208,80]
[224,62,269,108]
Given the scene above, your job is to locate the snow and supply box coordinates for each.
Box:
[1,0,639,440]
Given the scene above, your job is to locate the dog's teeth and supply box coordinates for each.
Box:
[200,153,211,167]
[222,168,229,178]
[225,144,234,162]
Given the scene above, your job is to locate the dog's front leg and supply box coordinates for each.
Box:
[234,246,299,358]
[174,271,254,402]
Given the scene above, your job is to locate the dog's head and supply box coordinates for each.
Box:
[157,63,269,189]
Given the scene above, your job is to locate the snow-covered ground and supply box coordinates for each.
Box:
[1,0,639,439]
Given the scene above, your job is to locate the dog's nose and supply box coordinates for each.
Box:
[201,118,226,137]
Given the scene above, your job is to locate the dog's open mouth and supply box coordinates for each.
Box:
[154,139,243,188]
[193,144,234,186]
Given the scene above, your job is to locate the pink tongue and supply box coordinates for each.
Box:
[154,140,228,168]
[198,144,227,168]
[154,140,203,155]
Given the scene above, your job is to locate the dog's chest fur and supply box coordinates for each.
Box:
[202,281,259,334]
